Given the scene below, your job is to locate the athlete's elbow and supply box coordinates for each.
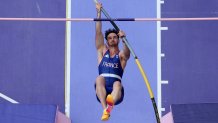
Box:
[125,53,130,60]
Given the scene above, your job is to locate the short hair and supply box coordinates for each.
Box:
[104,28,119,40]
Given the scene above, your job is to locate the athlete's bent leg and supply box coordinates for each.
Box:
[111,81,122,104]
[95,76,107,109]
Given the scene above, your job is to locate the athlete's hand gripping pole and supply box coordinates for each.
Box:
[94,0,160,123]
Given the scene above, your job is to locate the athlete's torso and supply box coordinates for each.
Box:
[98,50,123,81]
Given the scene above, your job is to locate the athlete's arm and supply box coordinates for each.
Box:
[95,3,105,64]
[95,3,104,51]
[119,31,130,69]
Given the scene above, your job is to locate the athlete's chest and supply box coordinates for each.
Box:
[101,53,121,69]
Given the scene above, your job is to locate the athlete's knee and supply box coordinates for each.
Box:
[113,81,122,90]
[95,76,105,86]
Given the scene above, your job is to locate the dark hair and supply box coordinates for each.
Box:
[104,28,119,40]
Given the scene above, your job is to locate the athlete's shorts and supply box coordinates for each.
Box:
[95,77,124,105]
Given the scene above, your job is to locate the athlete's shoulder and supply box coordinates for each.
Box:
[102,45,109,55]
[119,50,130,61]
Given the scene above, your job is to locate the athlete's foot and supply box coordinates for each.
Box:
[101,109,110,121]
[101,94,114,121]
[106,94,114,113]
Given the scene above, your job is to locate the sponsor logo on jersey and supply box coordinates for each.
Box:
[105,54,109,58]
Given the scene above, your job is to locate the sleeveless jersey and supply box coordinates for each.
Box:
[98,50,123,83]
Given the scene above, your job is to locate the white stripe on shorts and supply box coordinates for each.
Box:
[100,73,122,80]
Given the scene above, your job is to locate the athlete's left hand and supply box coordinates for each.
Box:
[118,30,125,38]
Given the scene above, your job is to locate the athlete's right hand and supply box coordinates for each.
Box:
[96,3,102,12]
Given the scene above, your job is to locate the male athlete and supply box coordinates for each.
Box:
[95,3,130,121]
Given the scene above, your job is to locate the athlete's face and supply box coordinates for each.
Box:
[107,33,119,47]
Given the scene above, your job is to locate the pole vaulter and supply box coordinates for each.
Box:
[94,0,160,123]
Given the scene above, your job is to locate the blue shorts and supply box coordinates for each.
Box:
[95,77,124,105]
